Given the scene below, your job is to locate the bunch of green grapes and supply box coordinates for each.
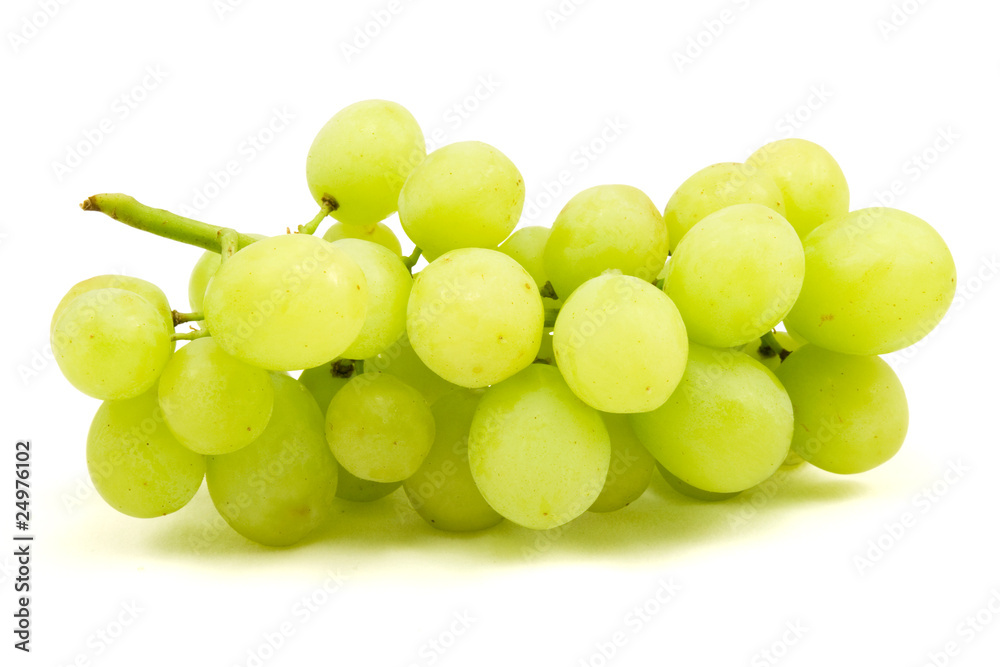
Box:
[54,99,956,549]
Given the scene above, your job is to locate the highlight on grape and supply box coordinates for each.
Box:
[51,98,957,547]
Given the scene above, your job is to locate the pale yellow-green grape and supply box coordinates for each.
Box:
[407,248,543,388]
[203,234,368,371]
[537,329,555,363]
[589,413,656,513]
[404,389,503,531]
[298,363,402,501]
[747,139,850,239]
[543,185,669,298]
[656,463,740,502]
[775,345,908,474]
[739,331,801,373]
[157,338,274,455]
[554,274,688,413]
[53,288,174,400]
[398,141,524,260]
[323,221,402,255]
[52,275,172,335]
[306,99,426,227]
[87,388,205,518]
[326,372,435,483]
[329,239,412,359]
[663,162,785,252]
[468,364,610,530]
[206,374,339,546]
[188,234,266,312]
[783,324,809,346]
[630,344,793,494]
[784,208,956,355]
[366,333,458,403]
[664,204,804,348]
[499,226,551,290]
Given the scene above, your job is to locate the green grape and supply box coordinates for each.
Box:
[157,337,274,456]
[404,389,503,531]
[537,329,555,363]
[663,162,785,253]
[203,234,368,371]
[554,274,688,413]
[206,374,339,546]
[398,141,524,260]
[783,324,809,346]
[664,204,804,348]
[87,388,205,518]
[298,362,352,413]
[747,139,850,239]
[543,185,669,299]
[329,238,412,359]
[468,364,610,530]
[589,413,656,513]
[299,363,403,501]
[53,288,174,400]
[784,208,956,355]
[306,99,426,227]
[775,345,908,474]
[630,343,793,494]
[52,275,172,335]
[407,248,543,388]
[656,463,740,502]
[326,372,435,483]
[188,234,266,312]
[323,221,402,255]
[366,333,458,403]
[499,226,551,290]
[739,331,801,373]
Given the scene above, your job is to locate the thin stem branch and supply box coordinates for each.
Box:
[539,281,559,300]
[172,311,205,327]
[81,194,257,252]
[298,202,336,235]
[172,328,212,342]
[403,247,422,271]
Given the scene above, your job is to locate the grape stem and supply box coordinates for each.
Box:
[539,281,559,300]
[298,201,336,235]
[80,194,258,252]
[403,247,422,271]
[172,311,204,327]
[760,331,791,362]
[654,278,666,290]
[172,328,211,342]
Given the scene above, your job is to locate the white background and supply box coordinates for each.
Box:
[1,0,999,665]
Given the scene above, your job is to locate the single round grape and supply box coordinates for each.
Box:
[404,389,503,532]
[206,374,339,547]
[554,274,688,413]
[407,248,543,388]
[468,364,610,530]
[326,372,435,483]
[158,337,274,456]
[52,275,172,335]
[323,221,402,255]
[398,141,524,260]
[188,234,266,312]
[664,204,805,348]
[87,388,205,518]
[663,162,785,252]
[366,334,458,403]
[589,413,656,513]
[747,139,849,239]
[499,226,551,291]
[775,345,908,474]
[784,208,956,355]
[656,463,740,502]
[739,331,801,373]
[543,185,669,298]
[329,238,412,359]
[306,99,426,227]
[203,234,368,371]
[630,344,793,494]
[53,288,174,400]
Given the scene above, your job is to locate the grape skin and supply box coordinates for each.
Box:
[206,374,339,547]
[365,334,459,404]
[588,413,656,513]
[323,221,402,256]
[87,388,205,518]
[52,274,172,335]
[499,226,551,291]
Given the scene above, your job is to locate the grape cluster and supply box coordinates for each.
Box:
[53,99,957,547]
